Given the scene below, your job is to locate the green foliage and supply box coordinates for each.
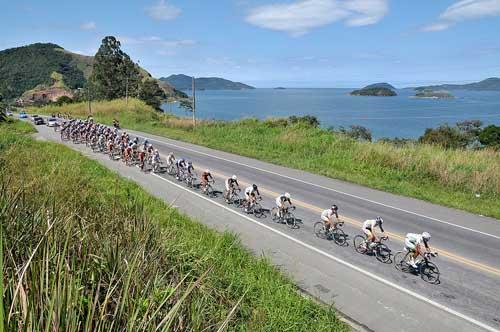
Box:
[179,98,194,113]
[339,125,372,141]
[90,36,141,100]
[0,121,347,331]
[161,74,255,90]
[288,115,320,127]
[479,125,500,149]
[0,43,86,99]
[54,95,74,105]
[138,79,166,111]
[350,87,397,96]
[419,124,466,149]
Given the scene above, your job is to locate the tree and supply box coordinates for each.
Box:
[179,98,194,113]
[288,115,320,127]
[0,94,6,122]
[90,36,140,100]
[418,124,467,149]
[55,95,73,105]
[340,125,372,141]
[138,79,166,111]
[479,125,500,148]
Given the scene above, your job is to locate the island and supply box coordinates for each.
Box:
[160,74,255,90]
[413,89,454,99]
[350,83,397,97]
[274,87,287,90]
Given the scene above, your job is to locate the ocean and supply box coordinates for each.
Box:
[161,88,500,139]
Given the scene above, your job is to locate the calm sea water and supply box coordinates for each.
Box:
[161,88,500,139]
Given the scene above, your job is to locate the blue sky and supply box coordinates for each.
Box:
[2,0,500,87]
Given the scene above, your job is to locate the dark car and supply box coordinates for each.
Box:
[33,116,45,125]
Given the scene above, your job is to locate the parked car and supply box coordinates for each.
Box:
[31,114,39,120]
[33,116,45,125]
[47,118,58,127]
[19,112,28,119]
[6,111,13,116]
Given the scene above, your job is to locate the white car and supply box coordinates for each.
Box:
[47,118,58,127]
[6,111,13,116]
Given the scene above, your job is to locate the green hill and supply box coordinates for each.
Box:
[350,86,397,97]
[0,43,183,101]
[363,82,396,90]
[160,74,255,90]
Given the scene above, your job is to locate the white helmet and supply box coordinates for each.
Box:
[422,232,431,241]
[284,192,291,199]
[169,152,174,156]
[205,169,210,173]
[232,175,237,180]
[154,149,158,153]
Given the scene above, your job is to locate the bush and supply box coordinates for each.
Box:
[288,115,320,127]
[479,125,500,149]
[54,95,73,105]
[418,124,467,149]
[339,125,372,141]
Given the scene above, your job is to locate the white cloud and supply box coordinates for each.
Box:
[146,0,181,21]
[423,0,500,32]
[246,0,388,36]
[421,22,452,32]
[80,22,96,30]
[119,36,194,56]
[441,0,500,21]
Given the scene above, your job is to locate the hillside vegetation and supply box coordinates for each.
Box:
[30,99,500,219]
[415,77,500,91]
[0,120,347,331]
[0,43,88,99]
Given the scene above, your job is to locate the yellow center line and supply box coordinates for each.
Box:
[202,168,500,277]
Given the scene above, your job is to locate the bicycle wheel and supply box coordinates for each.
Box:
[332,228,347,246]
[314,222,327,239]
[206,185,215,197]
[253,203,265,218]
[420,261,440,284]
[271,207,280,222]
[375,243,392,263]
[286,213,298,229]
[353,235,368,254]
[394,251,410,272]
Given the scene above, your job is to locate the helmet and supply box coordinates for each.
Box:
[169,152,173,156]
[284,192,291,199]
[188,161,192,165]
[331,204,338,211]
[154,149,158,153]
[376,216,383,224]
[145,139,149,144]
[232,175,237,180]
[205,169,210,173]
[252,184,258,190]
[422,232,431,241]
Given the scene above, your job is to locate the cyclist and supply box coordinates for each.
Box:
[138,147,146,170]
[405,232,432,268]
[362,216,386,250]
[166,152,176,166]
[175,158,186,179]
[185,161,195,176]
[142,139,150,151]
[152,149,161,172]
[244,184,261,213]
[200,169,214,192]
[275,193,293,220]
[224,175,240,202]
[321,205,339,232]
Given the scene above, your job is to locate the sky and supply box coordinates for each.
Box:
[2,0,500,88]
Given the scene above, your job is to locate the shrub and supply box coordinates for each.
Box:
[479,125,500,149]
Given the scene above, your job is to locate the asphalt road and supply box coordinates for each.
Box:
[33,121,500,332]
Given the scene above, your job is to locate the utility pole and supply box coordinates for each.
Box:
[125,76,129,106]
[192,76,196,128]
[87,85,92,116]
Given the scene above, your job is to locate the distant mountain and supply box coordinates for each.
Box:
[0,43,184,102]
[350,83,397,97]
[415,78,500,91]
[160,74,255,90]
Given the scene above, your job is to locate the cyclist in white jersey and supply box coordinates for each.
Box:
[321,205,339,231]
[362,216,386,249]
[405,232,432,268]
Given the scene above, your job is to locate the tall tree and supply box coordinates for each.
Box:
[138,79,166,111]
[90,36,140,100]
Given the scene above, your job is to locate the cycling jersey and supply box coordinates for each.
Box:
[275,195,291,207]
[321,209,335,219]
[363,219,384,232]
[225,178,239,190]
[185,165,194,174]
[245,186,259,197]
[201,172,212,181]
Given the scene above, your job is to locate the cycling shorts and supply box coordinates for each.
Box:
[363,228,373,237]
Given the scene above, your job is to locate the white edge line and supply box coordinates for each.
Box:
[150,172,499,332]
[131,131,500,241]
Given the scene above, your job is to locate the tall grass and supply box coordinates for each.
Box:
[0,121,347,331]
[29,99,500,219]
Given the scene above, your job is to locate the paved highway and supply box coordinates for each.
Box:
[34,122,500,332]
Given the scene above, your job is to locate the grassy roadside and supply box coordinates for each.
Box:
[29,99,500,219]
[0,120,348,331]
